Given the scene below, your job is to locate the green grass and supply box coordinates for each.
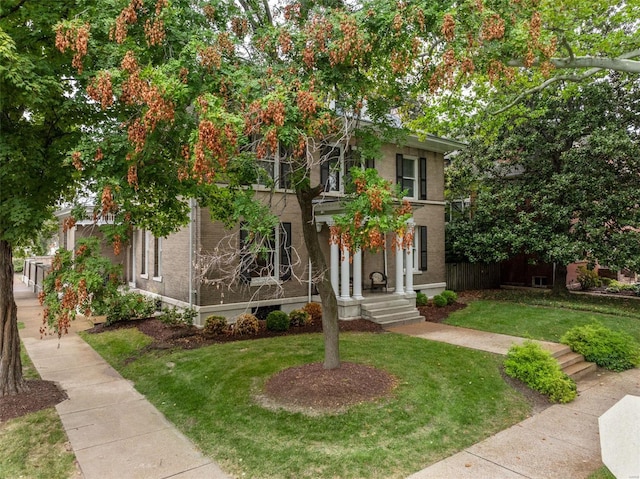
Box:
[81,329,531,479]
[587,466,615,479]
[0,343,77,479]
[445,300,640,343]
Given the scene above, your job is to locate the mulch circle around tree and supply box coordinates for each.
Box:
[0,380,68,422]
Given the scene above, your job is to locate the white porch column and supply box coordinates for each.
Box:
[352,249,363,300]
[340,242,351,300]
[329,224,339,296]
[405,221,414,294]
[394,232,405,295]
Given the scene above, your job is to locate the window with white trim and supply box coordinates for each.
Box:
[239,223,292,284]
[250,136,292,190]
[396,154,427,200]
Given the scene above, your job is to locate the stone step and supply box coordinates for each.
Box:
[362,305,415,317]
[555,351,586,369]
[563,360,598,380]
[372,313,425,327]
[361,298,414,309]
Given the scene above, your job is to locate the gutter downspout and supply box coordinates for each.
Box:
[189,199,195,308]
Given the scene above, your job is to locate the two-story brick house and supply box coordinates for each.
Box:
[57,133,464,326]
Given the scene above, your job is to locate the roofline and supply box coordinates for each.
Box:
[404,134,467,153]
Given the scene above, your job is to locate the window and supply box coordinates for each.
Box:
[153,237,162,280]
[250,136,292,190]
[396,154,427,200]
[343,146,375,189]
[320,144,342,192]
[140,230,148,277]
[240,223,292,284]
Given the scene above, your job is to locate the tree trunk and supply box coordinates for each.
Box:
[552,263,569,296]
[0,240,26,396]
[296,186,340,370]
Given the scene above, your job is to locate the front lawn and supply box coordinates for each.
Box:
[82,329,531,479]
[445,296,640,343]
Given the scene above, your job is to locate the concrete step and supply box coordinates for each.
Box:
[360,295,423,327]
[362,305,415,318]
[373,314,425,328]
[361,298,413,309]
[555,351,586,369]
[563,360,598,380]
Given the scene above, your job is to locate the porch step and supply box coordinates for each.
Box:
[361,296,424,327]
[547,346,598,380]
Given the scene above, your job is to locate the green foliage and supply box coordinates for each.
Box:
[441,290,458,305]
[234,313,260,336]
[104,292,155,326]
[577,266,601,291]
[12,258,24,273]
[158,307,196,327]
[204,315,228,335]
[433,295,448,307]
[266,311,290,332]
[561,324,640,372]
[445,81,640,276]
[504,342,577,403]
[303,302,322,324]
[41,238,121,336]
[416,292,428,307]
[288,309,311,327]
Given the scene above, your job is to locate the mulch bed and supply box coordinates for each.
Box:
[0,380,68,422]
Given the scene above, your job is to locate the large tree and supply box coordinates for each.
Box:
[446,78,640,293]
[0,1,93,395]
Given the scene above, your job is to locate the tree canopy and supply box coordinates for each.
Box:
[446,78,640,290]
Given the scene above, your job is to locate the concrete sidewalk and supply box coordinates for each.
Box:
[15,278,230,479]
[390,322,640,479]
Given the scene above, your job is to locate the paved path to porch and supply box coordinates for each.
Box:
[388,321,640,479]
[15,276,230,479]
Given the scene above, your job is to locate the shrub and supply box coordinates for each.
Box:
[266,310,290,331]
[577,266,601,290]
[432,294,448,307]
[204,315,228,335]
[12,258,24,273]
[159,307,196,326]
[104,291,155,326]
[234,313,260,335]
[561,323,640,372]
[441,290,458,305]
[504,341,577,403]
[289,309,311,327]
[303,302,322,324]
[416,292,428,307]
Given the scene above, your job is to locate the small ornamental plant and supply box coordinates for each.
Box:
[289,309,311,327]
[39,237,121,337]
[266,310,290,331]
[416,292,428,307]
[432,294,448,307]
[441,290,458,305]
[204,315,228,335]
[561,323,640,372]
[504,341,577,403]
[234,313,260,335]
[303,302,322,324]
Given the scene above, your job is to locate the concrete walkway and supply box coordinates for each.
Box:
[389,322,640,479]
[15,278,230,479]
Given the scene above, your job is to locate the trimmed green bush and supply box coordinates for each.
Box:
[416,292,428,307]
[204,315,228,335]
[561,323,640,372]
[234,313,260,335]
[289,309,311,327]
[266,310,290,331]
[504,341,577,403]
[433,294,448,307]
[441,290,458,305]
[159,306,196,326]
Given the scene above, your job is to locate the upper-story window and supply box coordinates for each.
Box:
[321,144,375,194]
[250,136,291,190]
[396,154,427,200]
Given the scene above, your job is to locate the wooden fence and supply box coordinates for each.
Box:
[446,262,501,291]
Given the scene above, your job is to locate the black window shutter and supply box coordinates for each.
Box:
[396,153,403,186]
[419,226,428,271]
[280,222,292,281]
[239,225,251,284]
[320,146,330,191]
[366,158,375,169]
[419,157,427,200]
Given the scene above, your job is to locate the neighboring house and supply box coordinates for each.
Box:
[56,134,464,326]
